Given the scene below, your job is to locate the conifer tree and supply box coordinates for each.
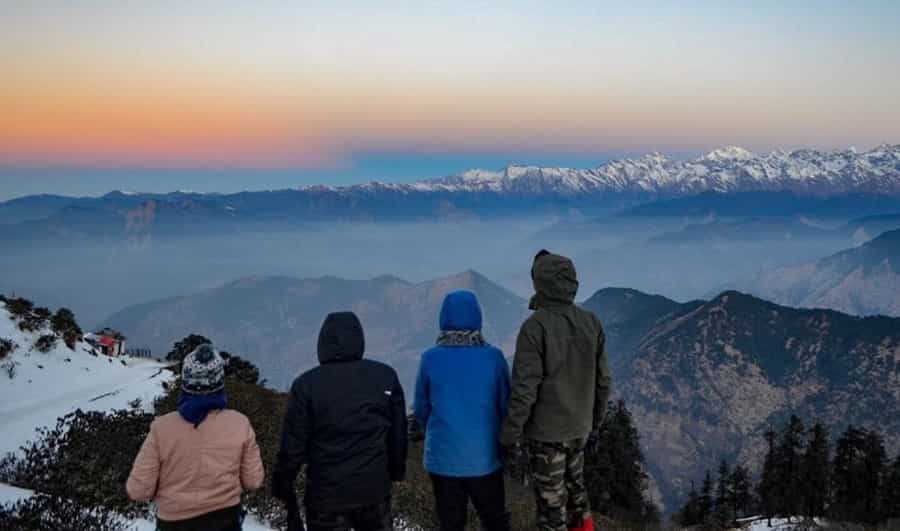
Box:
[831,425,866,522]
[584,400,658,522]
[775,415,805,519]
[884,455,900,520]
[698,470,714,524]
[713,459,733,525]
[860,429,886,524]
[729,464,753,519]
[679,481,701,527]
[801,422,830,518]
[758,428,778,525]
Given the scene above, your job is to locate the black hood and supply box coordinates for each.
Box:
[317,312,365,364]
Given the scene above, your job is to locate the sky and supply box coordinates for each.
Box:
[2,0,900,199]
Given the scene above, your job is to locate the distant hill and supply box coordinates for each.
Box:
[0,194,76,225]
[842,213,900,245]
[650,217,838,244]
[582,288,900,511]
[581,288,702,365]
[572,218,851,304]
[101,270,529,390]
[624,191,900,220]
[737,228,900,316]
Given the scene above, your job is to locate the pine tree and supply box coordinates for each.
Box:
[775,415,806,519]
[860,429,887,524]
[831,425,866,522]
[801,422,830,518]
[585,400,657,522]
[698,470,714,524]
[730,464,753,519]
[676,481,701,527]
[713,459,733,525]
[758,428,778,525]
[884,455,900,520]
[584,400,658,523]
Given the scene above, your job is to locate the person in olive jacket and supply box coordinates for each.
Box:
[500,250,612,531]
[273,312,408,531]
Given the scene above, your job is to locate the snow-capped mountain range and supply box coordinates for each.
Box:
[317,144,900,197]
[2,145,899,236]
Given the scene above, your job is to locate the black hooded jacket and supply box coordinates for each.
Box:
[273,312,408,512]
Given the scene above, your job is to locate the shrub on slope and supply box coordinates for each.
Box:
[0,408,154,520]
[0,494,127,531]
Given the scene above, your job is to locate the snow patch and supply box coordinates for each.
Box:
[0,304,174,457]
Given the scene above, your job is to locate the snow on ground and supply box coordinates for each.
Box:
[0,304,175,457]
[742,516,828,531]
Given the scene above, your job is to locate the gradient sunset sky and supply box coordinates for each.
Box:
[3,1,899,199]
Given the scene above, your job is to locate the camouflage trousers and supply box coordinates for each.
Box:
[528,438,590,531]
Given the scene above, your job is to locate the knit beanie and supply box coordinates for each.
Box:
[181,344,226,395]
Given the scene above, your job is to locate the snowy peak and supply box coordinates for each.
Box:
[703,146,755,161]
[412,144,900,196]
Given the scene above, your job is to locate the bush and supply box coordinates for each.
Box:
[51,309,82,350]
[166,334,212,364]
[221,351,261,385]
[35,334,57,353]
[0,338,15,360]
[0,408,155,520]
[0,494,128,531]
[17,306,51,333]
[5,297,33,319]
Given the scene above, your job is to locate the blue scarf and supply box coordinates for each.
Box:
[178,390,227,428]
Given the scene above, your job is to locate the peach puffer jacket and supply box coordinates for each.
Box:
[126,409,265,522]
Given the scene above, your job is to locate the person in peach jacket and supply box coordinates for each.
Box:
[127,344,265,531]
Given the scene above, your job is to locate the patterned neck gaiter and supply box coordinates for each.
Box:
[436,330,486,347]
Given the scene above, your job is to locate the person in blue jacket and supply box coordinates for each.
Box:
[414,290,512,531]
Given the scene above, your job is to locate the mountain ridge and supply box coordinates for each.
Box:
[5,144,900,207]
[100,269,529,391]
[738,228,900,316]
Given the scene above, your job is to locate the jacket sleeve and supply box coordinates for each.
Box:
[241,421,265,491]
[413,356,431,428]
[272,382,311,502]
[500,320,544,447]
[388,373,408,482]
[126,421,160,502]
[593,322,612,430]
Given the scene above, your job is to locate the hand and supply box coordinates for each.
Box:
[500,442,523,470]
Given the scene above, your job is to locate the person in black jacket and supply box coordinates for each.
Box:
[273,312,408,531]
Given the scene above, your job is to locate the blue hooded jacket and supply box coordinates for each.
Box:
[413,290,511,477]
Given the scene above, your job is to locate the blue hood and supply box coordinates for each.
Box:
[439,290,483,331]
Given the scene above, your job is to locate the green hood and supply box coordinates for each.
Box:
[529,252,578,309]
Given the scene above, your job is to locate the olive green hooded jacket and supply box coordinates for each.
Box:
[500,252,612,445]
